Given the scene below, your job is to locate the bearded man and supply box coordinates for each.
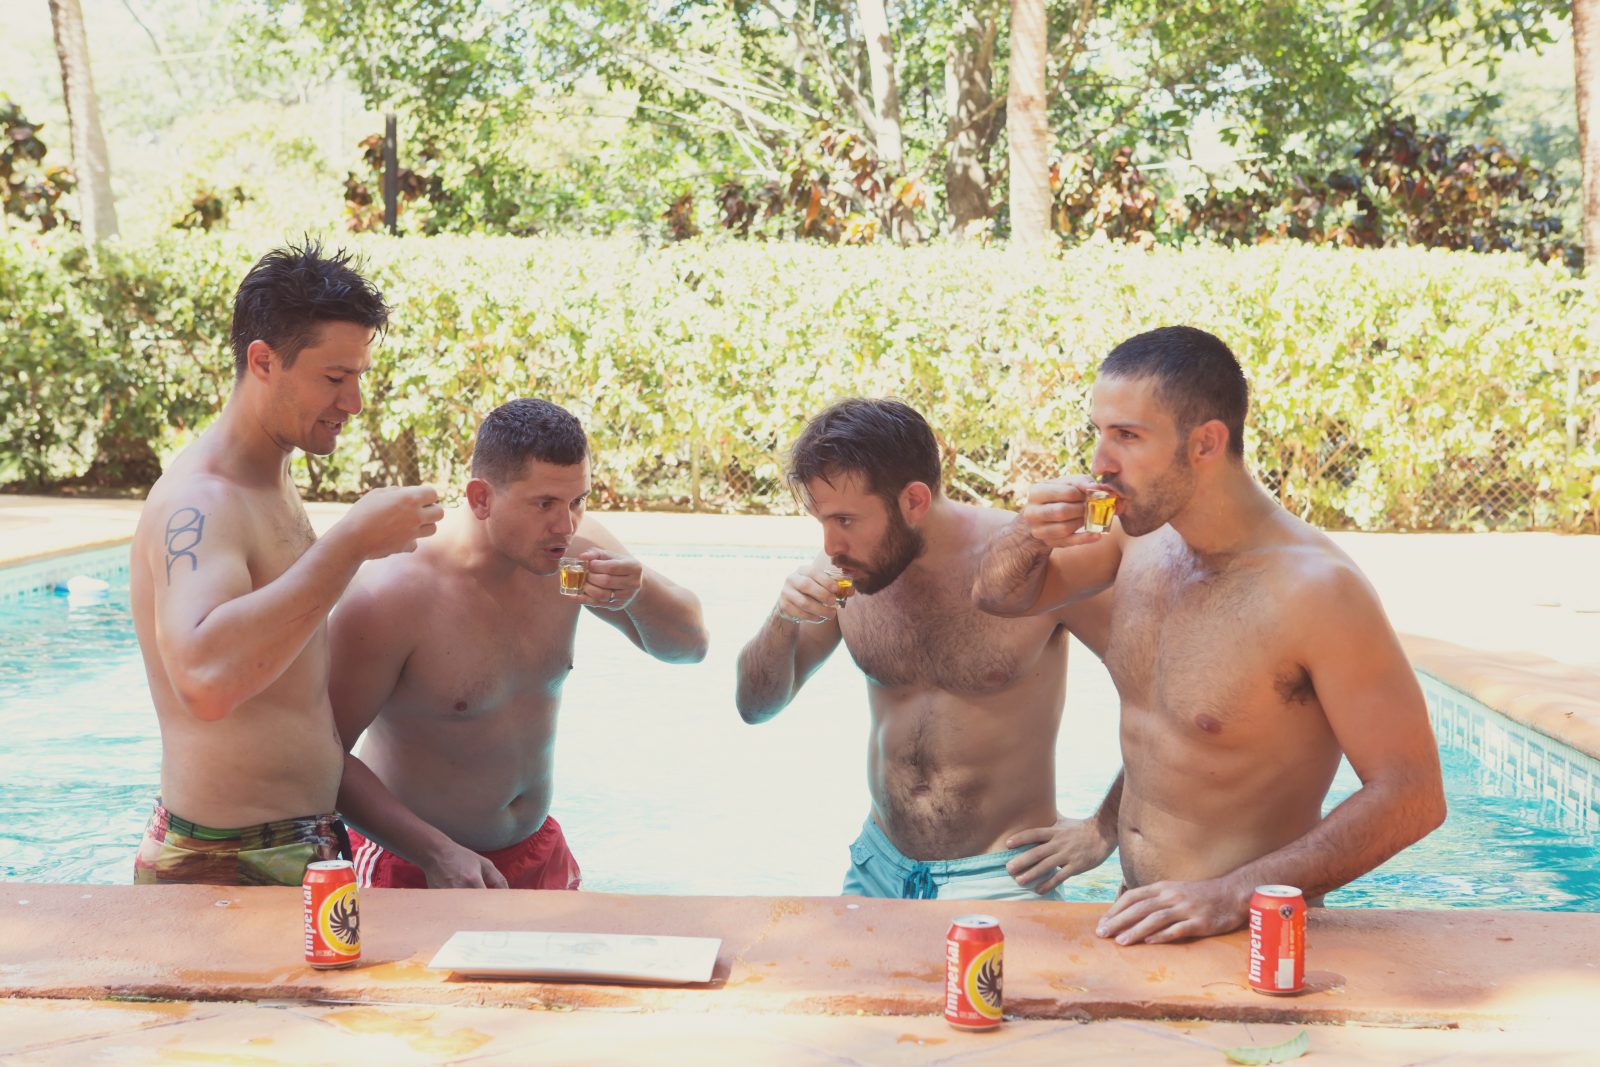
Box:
[735,398,1117,901]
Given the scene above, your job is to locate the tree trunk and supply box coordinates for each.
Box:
[1007,0,1050,246]
[945,7,998,234]
[48,0,118,243]
[1578,0,1600,270]
[856,0,903,172]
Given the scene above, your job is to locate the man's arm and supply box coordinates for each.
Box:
[1097,565,1447,944]
[734,559,845,724]
[328,578,507,889]
[570,519,709,664]
[972,478,1124,618]
[150,482,440,721]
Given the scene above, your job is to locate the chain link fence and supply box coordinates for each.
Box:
[326,398,1600,531]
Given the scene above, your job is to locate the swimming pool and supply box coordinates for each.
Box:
[2,544,1597,908]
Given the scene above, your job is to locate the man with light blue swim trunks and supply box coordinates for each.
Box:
[735,399,1120,901]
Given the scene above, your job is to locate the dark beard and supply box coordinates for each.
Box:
[838,508,925,594]
[1108,447,1195,537]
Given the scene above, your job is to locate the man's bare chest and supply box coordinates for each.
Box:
[1106,551,1315,729]
[394,600,578,719]
[843,588,1055,695]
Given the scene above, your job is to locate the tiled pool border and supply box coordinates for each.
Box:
[0,545,130,602]
[1420,671,1600,834]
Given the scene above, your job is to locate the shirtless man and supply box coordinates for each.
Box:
[130,242,442,886]
[329,398,708,889]
[736,398,1117,901]
[974,325,1447,941]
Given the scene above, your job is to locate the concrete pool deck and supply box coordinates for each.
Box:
[3,495,1599,1062]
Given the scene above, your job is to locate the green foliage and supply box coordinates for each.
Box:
[2,234,1594,531]
[0,232,235,486]
[0,96,74,233]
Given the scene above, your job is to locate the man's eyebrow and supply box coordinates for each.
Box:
[327,364,369,375]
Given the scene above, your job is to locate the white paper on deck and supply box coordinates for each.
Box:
[426,930,722,985]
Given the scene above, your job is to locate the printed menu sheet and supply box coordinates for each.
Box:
[427,930,722,985]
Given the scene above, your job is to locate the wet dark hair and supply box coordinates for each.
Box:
[1100,326,1250,457]
[787,398,942,505]
[230,239,389,378]
[471,398,589,486]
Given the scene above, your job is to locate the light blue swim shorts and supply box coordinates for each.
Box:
[841,817,1070,901]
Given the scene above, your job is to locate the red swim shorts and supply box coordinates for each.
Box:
[348,815,582,890]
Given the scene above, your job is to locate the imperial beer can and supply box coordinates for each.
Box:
[303,859,361,969]
[1247,885,1305,995]
[944,915,1003,1030]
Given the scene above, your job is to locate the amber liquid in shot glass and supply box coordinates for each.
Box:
[826,568,855,609]
[1084,490,1116,534]
[558,557,587,597]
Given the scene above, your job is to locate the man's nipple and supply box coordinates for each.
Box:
[1195,713,1222,735]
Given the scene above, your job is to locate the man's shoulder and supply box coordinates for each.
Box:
[135,468,251,548]
[1262,531,1376,612]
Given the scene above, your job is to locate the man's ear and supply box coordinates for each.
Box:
[1190,419,1230,466]
[465,478,494,518]
[900,481,934,524]
[245,339,275,383]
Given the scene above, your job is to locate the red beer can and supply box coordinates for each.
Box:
[303,859,361,969]
[1247,885,1305,995]
[944,915,1004,1030]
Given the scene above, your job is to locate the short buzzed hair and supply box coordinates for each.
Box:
[1100,326,1250,456]
[229,239,389,378]
[471,399,589,486]
[787,398,943,505]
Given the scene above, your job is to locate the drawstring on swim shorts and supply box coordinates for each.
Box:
[901,863,937,900]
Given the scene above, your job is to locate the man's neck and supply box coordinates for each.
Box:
[1167,466,1277,562]
[202,391,295,489]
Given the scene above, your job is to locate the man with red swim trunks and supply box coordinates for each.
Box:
[329,399,709,888]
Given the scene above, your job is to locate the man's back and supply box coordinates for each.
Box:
[130,439,343,828]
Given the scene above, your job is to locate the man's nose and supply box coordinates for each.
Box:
[822,531,847,560]
[555,506,579,536]
[1090,442,1115,481]
[339,381,363,416]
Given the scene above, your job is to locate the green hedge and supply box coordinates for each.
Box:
[3,232,1596,531]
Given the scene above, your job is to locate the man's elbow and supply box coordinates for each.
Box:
[735,685,781,725]
[971,585,1025,618]
[679,625,710,664]
[172,672,236,722]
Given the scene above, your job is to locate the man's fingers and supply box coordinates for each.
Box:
[1096,887,1158,936]
[1142,918,1201,944]
[1038,867,1075,894]
[1004,827,1054,850]
[420,504,445,523]
[1114,907,1187,945]
[417,524,437,539]
[485,866,509,890]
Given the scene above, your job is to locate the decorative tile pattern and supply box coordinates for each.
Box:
[1421,672,1600,833]
[0,546,130,603]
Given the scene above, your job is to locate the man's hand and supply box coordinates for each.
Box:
[340,485,444,559]
[1021,476,1107,549]
[422,843,510,889]
[576,549,645,610]
[1005,813,1117,894]
[1095,878,1250,945]
[773,561,842,625]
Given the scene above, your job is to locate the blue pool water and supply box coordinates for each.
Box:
[2,545,1597,908]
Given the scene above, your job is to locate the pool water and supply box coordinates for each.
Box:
[2,546,1597,909]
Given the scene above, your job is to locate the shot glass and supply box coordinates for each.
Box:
[825,566,855,609]
[558,556,588,597]
[1083,489,1117,535]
